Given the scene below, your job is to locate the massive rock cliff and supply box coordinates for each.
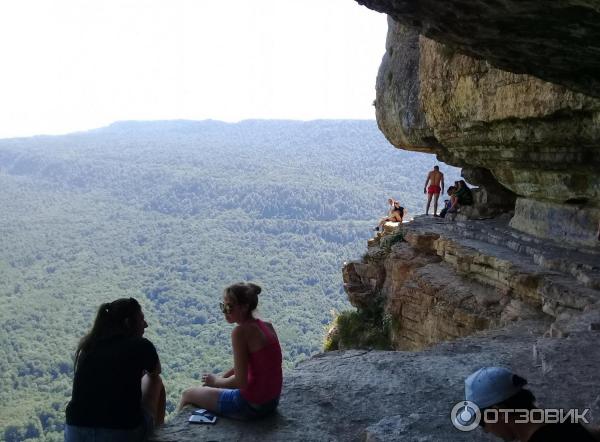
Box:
[343,217,600,351]
[332,3,600,439]
[342,0,599,357]
[361,1,600,247]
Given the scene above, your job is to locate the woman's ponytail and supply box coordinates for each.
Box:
[74,298,141,368]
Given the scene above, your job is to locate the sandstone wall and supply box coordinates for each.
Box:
[374,18,600,247]
[343,218,600,351]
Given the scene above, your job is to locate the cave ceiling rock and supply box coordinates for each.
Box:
[357,0,600,98]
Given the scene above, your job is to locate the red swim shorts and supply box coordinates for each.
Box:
[427,185,441,194]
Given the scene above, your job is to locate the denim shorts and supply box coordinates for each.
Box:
[64,411,153,442]
[217,389,279,420]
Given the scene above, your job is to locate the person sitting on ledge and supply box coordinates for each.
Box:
[65,298,166,442]
[374,198,404,231]
[448,180,473,213]
[179,282,282,420]
[439,186,456,218]
[458,367,595,441]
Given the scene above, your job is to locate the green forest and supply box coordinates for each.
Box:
[0,119,460,441]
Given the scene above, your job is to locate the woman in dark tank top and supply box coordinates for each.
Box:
[65,298,166,442]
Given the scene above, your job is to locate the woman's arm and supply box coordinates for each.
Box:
[141,339,162,379]
[146,359,162,378]
[449,195,458,210]
[205,326,249,389]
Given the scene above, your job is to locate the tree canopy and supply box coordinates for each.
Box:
[0,119,461,441]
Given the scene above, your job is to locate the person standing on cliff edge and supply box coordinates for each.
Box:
[424,165,444,216]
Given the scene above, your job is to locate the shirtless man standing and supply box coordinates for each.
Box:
[423,165,444,216]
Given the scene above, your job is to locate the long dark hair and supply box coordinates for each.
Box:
[75,298,141,368]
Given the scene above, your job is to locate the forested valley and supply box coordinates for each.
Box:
[0,119,460,441]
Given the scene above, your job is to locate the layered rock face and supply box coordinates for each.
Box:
[343,218,600,351]
[332,7,600,434]
[370,12,600,247]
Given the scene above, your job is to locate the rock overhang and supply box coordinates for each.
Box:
[363,3,600,246]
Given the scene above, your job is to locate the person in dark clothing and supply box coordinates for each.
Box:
[448,180,473,213]
[65,298,165,442]
[461,367,595,441]
[439,186,456,218]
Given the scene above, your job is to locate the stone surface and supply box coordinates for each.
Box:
[375,18,435,151]
[371,17,600,246]
[461,167,516,218]
[151,318,600,441]
[356,0,600,98]
[343,216,600,351]
[510,198,600,248]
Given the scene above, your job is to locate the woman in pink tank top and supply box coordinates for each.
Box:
[179,282,283,420]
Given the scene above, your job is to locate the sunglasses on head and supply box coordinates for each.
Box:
[219,302,234,314]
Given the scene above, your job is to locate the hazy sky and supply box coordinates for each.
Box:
[0,0,387,138]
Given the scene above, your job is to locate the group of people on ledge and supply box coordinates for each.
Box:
[65,282,282,442]
[63,283,598,441]
[424,165,473,217]
[374,165,474,231]
[379,165,599,242]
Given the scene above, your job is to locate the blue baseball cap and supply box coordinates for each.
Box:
[465,367,527,409]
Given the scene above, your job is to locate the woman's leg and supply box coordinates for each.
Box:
[142,374,166,425]
[375,217,387,230]
[179,386,223,413]
[391,213,402,222]
[449,196,458,212]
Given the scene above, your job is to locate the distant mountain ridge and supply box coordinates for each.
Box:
[0,119,461,220]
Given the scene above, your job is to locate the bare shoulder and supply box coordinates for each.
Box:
[231,324,250,339]
[261,320,278,335]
